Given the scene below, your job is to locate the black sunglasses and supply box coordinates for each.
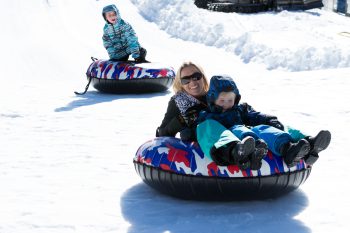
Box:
[180,72,203,85]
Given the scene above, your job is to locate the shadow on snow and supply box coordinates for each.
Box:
[120,183,310,233]
[54,90,171,112]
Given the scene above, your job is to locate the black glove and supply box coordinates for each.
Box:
[134,57,145,63]
[134,47,147,63]
[139,47,147,58]
[266,118,284,131]
[182,108,200,127]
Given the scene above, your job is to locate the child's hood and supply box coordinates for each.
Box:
[207,75,241,112]
[102,4,121,24]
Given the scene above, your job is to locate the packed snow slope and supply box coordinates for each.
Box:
[0,0,349,233]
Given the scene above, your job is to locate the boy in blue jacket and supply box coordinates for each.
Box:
[196,75,330,169]
[102,4,147,62]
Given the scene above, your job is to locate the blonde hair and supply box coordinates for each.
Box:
[173,61,209,94]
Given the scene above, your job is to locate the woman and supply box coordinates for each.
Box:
[156,61,331,166]
[156,61,209,140]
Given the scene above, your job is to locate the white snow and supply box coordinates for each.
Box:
[0,0,349,232]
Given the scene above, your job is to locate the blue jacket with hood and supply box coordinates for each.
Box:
[102,4,141,60]
[196,76,291,158]
[197,75,276,128]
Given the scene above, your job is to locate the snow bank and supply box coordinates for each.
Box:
[131,0,350,71]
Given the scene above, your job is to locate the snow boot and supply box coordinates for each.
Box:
[304,153,319,166]
[249,139,268,170]
[210,144,235,166]
[281,139,310,167]
[231,136,255,169]
[304,130,331,165]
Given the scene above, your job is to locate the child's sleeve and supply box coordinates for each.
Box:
[242,103,279,126]
[124,24,141,58]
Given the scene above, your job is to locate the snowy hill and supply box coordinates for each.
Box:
[0,0,349,233]
[132,0,350,71]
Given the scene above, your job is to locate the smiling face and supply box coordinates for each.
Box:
[214,91,236,112]
[180,65,206,98]
[105,11,117,24]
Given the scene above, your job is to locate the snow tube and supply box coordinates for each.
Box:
[133,137,312,201]
[86,59,175,94]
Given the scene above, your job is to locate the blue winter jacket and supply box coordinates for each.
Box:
[198,75,277,128]
[102,4,141,60]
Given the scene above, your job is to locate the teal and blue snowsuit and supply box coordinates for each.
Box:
[196,75,294,160]
[102,4,142,60]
